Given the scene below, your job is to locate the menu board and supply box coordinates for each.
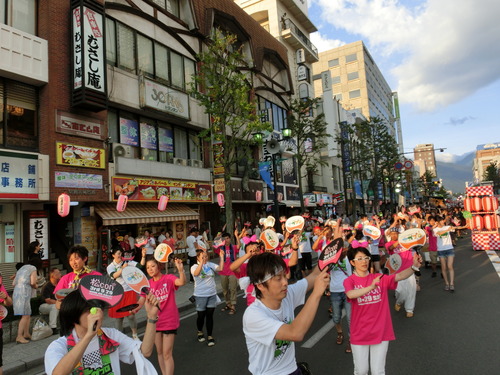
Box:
[112,176,212,203]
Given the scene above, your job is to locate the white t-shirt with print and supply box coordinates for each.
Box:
[243,279,307,375]
[44,328,140,375]
[433,226,454,251]
[191,262,218,297]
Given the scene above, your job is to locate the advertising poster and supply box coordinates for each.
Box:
[56,142,106,169]
[119,118,139,146]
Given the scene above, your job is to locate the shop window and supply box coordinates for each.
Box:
[140,119,158,161]
[119,114,139,147]
[117,23,136,72]
[1,0,36,35]
[158,124,174,163]
[0,80,38,150]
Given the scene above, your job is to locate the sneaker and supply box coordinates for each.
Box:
[394,303,402,312]
[197,332,205,342]
[207,336,215,347]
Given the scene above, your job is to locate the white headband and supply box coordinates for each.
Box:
[256,266,284,284]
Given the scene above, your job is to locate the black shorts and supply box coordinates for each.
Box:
[158,329,178,335]
[299,252,313,270]
[371,254,381,262]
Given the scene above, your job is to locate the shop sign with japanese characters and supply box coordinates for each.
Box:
[56,142,106,169]
[56,110,104,140]
[0,151,38,199]
[141,78,190,120]
[55,171,103,189]
[112,176,212,203]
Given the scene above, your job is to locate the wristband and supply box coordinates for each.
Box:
[147,317,159,324]
[411,266,419,272]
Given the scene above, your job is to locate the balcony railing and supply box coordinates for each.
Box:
[282,18,318,57]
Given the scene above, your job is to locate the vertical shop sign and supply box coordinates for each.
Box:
[29,218,49,260]
[5,225,15,263]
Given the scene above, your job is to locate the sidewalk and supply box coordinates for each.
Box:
[3,260,222,375]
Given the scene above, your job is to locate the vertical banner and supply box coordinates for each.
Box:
[29,217,49,260]
[4,225,15,263]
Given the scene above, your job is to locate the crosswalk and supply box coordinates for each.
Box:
[486,250,500,279]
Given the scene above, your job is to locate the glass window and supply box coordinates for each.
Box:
[107,110,118,143]
[170,51,184,89]
[158,124,174,163]
[137,34,154,77]
[184,58,195,91]
[0,0,5,24]
[174,127,188,158]
[346,53,357,63]
[154,43,169,82]
[335,93,343,101]
[9,0,36,35]
[140,119,157,161]
[189,132,201,160]
[119,114,139,147]
[332,76,341,84]
[106,18,116,66]
[328,58,339,67]
[347,72,359,81]
[349,89,361,99]
[5,81,37,149]
[117,23,136,72]
[151,0,166,7]
[167,0,180,18]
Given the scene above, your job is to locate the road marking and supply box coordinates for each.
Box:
[301,320,335,348]
[486,250,500,279]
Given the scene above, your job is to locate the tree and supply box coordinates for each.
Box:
[417,170,437,198]
[483,161,500,192]
[190,29,271,232]
[286,98,329,211]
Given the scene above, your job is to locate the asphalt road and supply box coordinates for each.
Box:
[119,237,500,375]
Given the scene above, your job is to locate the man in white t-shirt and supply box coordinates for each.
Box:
[243,252,329,375]
[157,229,167,244]
[143,230,156,257]
[298,230,313,277]
[187,228,201,282]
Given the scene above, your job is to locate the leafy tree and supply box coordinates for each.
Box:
[189,29,271,232]
[416,170,438,198]
[286,98,329,211]
[483,161,500,192]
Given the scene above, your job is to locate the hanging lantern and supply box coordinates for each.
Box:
[277,192,283,202]
[304,197,310,206]
[463,198,472,212]
[472,215,483,231]
[319,199,324,207]
[158,195,169,211]
[116,194,128,212]
[471,196,482,212]
[482,196,494,212]
[493,197,499,211]
[484,214,496,231]
[57,193,71,217]
[255,190,262,202]
[217,193,225,207]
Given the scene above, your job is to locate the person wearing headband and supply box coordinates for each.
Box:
[243,250,330,375]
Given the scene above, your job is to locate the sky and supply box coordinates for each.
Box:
[307,0,500,163]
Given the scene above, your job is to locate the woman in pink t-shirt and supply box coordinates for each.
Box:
[344,246,421,375]
[135,258,186,375]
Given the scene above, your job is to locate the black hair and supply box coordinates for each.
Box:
[221,232,231,239]
[15,262,24,271]
[196,249,205,257]
[67,245,89,262]
[245,241,259,252]
[190,227,199,234]
[354,229,364,241]
[110,247,123,256]
[247,252,287,300]
[28,257,42,271]
[27,240,40,253]
[347,246,371,268]
[59,290,92,337]
[345,232,354,241]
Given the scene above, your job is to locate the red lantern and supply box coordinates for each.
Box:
[482,196,494,212]
[255,190,262,202]
[319,199,324,206]
[158,195,169,211]
[484,215,497,231]
[304,197,310,206]
[471,197,482,212]
[472,215,483,231]
[493,197,499,211]
[463,198,472,212]
[57,193,70,217]
[116,194,128,212]
[217,193,225,207]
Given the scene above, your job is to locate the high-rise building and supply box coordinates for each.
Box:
[414,144,438,177]
[312,41,398,140]
[473,142,500,182]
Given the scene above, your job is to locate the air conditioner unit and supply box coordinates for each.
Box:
[188,159,203,168]
[173,157,187,166]
[113,143,134,159]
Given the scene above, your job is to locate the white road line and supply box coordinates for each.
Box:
[301,320,335,348]
[486,250,500,279]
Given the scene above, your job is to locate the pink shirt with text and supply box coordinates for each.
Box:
[54,270,101,293]
[149,273,180,331]
[344,273,398,345]
[425,225,438,251]
[215,245,237,276]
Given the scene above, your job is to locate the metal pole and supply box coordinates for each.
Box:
[272,153,280,229]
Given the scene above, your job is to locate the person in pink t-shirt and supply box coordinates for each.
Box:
[135,257,186,375]
[215,232,239,315]
[344,246,421,375]
[230,242,261,307]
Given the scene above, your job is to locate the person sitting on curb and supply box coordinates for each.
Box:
[39,268,62,335]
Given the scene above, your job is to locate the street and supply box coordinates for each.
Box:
[119,237,500,375]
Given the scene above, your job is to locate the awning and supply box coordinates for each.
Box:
[95,203,199,226]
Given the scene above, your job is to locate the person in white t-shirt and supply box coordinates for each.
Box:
[143,230,156,257]
[298,229,313,277]
[157,229,167,244]
[186,228,201,283]
[243,252,330,375]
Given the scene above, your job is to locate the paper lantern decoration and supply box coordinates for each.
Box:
[158,195,169,211]
[255,190,262,202]
[116,194,128,212]
[482,197,494,212]
[277,192,283,202]
[57,193,71,217]
[464,198,472,212]
[472,215,483,231]
[484,215,496,231]
[217,193,225,207]
[471,197,482,212]
[319,199,324,207]
[304,197,310,206]
[492,197,499,211]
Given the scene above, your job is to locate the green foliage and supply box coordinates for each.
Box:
[483,161,500,184]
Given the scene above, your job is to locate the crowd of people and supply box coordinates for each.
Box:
[0,203,472,375]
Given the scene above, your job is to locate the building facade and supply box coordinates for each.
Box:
[473,142,500,183]
[414,143,438,177]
